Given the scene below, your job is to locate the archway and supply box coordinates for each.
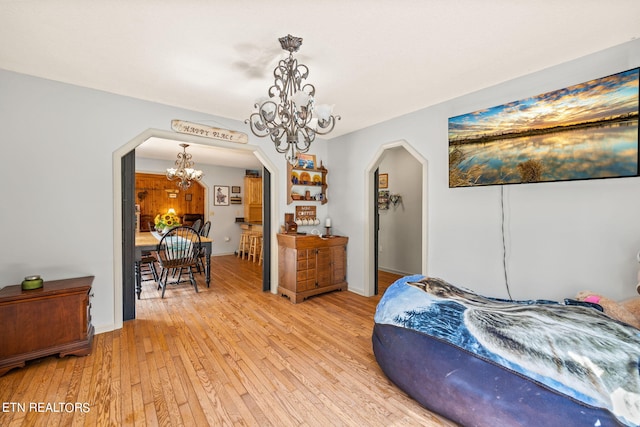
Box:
[364,140,428,296]
[112,128,280,329]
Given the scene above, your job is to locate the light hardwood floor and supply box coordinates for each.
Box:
[0,256,456,426]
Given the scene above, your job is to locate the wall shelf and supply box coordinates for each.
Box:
[287,162,328,205]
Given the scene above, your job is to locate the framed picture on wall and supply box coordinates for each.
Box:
[214,185,229,206]
[297,153,316,169]
[231,186,241,194]
[379,173,389,189]
[448,67,640,188]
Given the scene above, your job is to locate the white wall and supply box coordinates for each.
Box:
[378,147,422,275]
[0,69,303,332]
[136,157,250,256]
[0,66,334,332]
[2,39,639,334]
[328,38,640,301]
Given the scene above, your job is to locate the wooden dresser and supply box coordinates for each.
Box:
[277,234,348,303]
[0,276,94,376]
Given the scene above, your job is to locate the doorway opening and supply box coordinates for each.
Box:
[364,140,428,296]
[113,128,279,328]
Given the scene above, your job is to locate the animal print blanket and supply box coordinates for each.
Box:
[374,275,640,426]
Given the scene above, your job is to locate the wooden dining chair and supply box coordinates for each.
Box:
[138,221,159,285]
[199,221,211,237]
[191,218,202,234]
[139,253,158,283]
[154,226,202,298]
[196,220,211,274]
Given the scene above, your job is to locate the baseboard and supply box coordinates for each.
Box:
[94,323,118,334]
[346,286,367,297]
[378,267,415,276]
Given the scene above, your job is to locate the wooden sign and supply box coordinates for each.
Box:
[171,120,248,144]
[295,205,317,220]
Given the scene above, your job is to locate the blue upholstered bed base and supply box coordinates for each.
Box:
[373,323,623,426]
[372,276,636,426]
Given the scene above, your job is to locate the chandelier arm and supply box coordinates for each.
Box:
[298,127,314,150]
[314,115,341,135]
[294,138,312,154]
[285,142,298,166]
[270,58,294,101]
[300,82,315,98]
[274,137,294,154]
[246,113,271,137]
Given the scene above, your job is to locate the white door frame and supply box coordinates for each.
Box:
[363,139,428,296]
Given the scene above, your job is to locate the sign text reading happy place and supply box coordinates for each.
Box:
[171,120,248,144]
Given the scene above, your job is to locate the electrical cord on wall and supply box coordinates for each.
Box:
[501,186,513,300]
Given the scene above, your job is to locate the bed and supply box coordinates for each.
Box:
[372,275,640,426]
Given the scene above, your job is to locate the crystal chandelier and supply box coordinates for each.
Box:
[166,143,203,190]
[246,34,340,165]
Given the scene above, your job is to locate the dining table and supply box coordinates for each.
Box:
[135,231,213,299]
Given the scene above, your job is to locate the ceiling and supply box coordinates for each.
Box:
[1,1,639,167]
[136,137,263,169]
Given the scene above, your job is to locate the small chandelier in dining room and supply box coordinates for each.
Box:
[246,34,340,165]
[166,143,203,190]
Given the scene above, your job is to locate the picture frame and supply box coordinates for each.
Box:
[185,193,192,201]
[297,153,316,169]
[448,67,639,188]
[214,185,230,206]
[231,186,241,194]
[379,173,389,189]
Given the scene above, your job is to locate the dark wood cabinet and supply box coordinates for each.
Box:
[277,234,347,303]
[0,276,94,376]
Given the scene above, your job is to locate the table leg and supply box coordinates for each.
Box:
[135,260,142,299]
[206,248,211,288]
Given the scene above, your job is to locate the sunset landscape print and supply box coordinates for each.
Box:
[448,68,639,187]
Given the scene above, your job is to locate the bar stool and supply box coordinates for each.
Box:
[248,233,262,263]
[258,237,264,265]
[238,230,251,259]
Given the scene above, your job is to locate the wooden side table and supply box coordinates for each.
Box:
[0,276,94,376]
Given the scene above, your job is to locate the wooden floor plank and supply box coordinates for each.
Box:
[0,256,455,426]
[130,383,146,427]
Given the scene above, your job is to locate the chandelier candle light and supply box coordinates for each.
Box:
[166,143,203,190]
[246,34,340,165]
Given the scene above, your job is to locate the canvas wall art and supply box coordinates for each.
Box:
[448,67,639,187]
